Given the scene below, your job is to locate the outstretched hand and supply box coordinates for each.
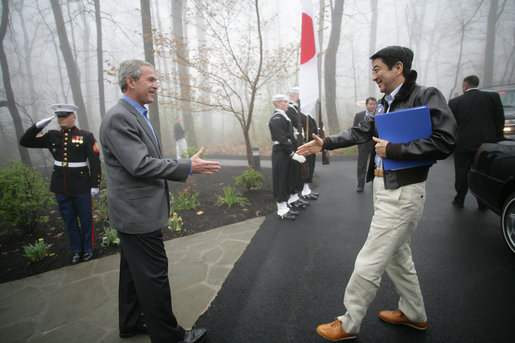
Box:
[372,137,389,158]
[190,147,221,175]
[296,133,323,156]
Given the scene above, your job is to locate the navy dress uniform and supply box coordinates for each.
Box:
[269,94,306,220]
[19,104,101,264]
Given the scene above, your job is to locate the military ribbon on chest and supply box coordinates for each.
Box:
[72,135,84,144]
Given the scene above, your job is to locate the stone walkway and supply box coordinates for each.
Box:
[0,217,265,343]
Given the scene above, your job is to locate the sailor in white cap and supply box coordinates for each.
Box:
[287,87,320,201]
[268,94,306,220]
[20,104,101,264]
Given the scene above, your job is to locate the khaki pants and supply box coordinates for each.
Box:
[338,177,427,334]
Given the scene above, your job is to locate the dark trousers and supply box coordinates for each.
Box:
[55,194,94,254]
[118,229,185,343]
[304,153,316,184]
[272,150,291,203]
[357,141,374,189]
[453,151,476,204]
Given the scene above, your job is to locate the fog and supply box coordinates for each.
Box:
[1,0,514,166]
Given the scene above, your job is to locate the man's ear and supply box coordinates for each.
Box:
[394,62,404,76]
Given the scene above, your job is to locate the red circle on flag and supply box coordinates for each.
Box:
[301,13,316,64]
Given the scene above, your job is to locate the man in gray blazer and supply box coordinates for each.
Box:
[99,59,220,343]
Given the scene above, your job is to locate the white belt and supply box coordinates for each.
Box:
[54,161,88,167]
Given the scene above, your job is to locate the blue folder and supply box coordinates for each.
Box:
[375,105,436,170]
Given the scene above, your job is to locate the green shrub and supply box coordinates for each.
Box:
[93,188,109,223]
[23,238,53,263]
[170,187,200,212]
[101,227,120,247]
[216,186,250,208]
[180,146,205,158]
[168,212,183,232]
[234,168,263,191]
[0,160,54,234]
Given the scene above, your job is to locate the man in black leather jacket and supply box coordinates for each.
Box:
[297,46,456,341]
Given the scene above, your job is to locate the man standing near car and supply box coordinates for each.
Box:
[448,75,505,209]
[297,46,456,341]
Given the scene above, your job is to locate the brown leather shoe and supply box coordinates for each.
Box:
[316,319,357,341]
[378,309,427,330]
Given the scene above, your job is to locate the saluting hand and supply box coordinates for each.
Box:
[190,147,221,175]
[296,133,323,156]
[372,137,389,158]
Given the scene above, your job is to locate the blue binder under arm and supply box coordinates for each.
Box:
[375,105,436,170]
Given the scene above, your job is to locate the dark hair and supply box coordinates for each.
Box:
[365,97,377,104]
[463,75,479,88]
[370,46,414,78]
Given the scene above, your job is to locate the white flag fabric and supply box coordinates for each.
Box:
[300,0,319,115]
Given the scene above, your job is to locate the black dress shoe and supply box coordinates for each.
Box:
[71,253,81,265]
[310,192,319,197]
[452,200,464,209]
[180,328,207,343]
[119,323,148,338]
[83,251,94,262]
[288,209,300,216]
[289,201,306,209]
[303,193,318,200]
[278,212,296,220]
[297,198,310,206]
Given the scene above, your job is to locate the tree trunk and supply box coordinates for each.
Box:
[368,0,378,96]
[140,0,162,143]
[94,0,106,119]
[324,0,344,133]
[0,0,31,165]
[50,0,90,132]
[483,0,498,88]
[171,0,197,147]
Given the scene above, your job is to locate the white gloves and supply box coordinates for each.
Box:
[90,188,100,196]
[291,153,306,164]
[35,115,56,129]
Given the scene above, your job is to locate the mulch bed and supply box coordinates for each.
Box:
[0,165,275,284]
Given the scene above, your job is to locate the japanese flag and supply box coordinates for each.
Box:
[300,0,319,115]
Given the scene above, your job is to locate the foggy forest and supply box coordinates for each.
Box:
[1,0,514,169]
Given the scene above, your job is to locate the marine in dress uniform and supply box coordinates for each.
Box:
[268,94,306,220]
[19,104,101,264]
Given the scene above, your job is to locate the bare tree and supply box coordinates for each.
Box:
[368,0,378,96]
[324,0,344,133]
[93,0,106,119]
[0,0,31,165]
[49,0,90,131]
[483,0,507,87]
[140,0,161,142]
[171,0,198,147]
[447,1,482,99]
[155,0,296,167]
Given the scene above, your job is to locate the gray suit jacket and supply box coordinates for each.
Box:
[99,99,191,234]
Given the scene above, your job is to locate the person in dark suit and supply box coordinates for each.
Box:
[20,104,101,265]
[99,59,220,343]
[448,75,505,208]
[353,97,377,192]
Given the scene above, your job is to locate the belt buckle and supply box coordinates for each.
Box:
[62,162,68,167]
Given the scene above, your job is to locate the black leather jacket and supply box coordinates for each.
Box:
[323,73,457,189]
